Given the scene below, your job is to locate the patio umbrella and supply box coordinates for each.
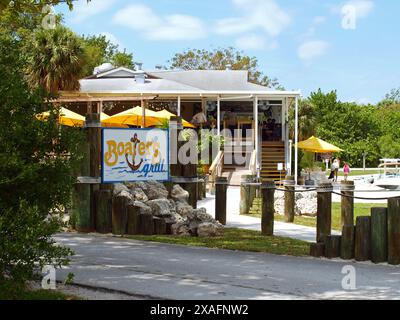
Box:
[100,112,128,128]
[296,136,343,153]
[36,107,85,127]
[155,109,196,128]
[101,106,163,127]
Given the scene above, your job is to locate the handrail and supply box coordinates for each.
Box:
[208,150,224,194]
[249,149,257,175]
[209,150,224,175]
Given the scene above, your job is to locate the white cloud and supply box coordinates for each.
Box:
[235,34,278,50]
[112,4,206,41]
[313,16,326,24]
[298,40,330,63]
[70,0,116,24]
[99,32,122,49]
[215,0,291,37]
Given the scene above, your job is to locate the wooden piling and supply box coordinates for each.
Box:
[340,225,355,260]
[240,175,254,215]
[388,198,400,265]
[153,217,167,235]
[94,189,112,233]
[126,203,140,235]
[316,182,332,243]
[340,181,354,228]
[139,213,154,235]
[371,207,388,264]
[325,235,341,258]
[310,242,325,257]
[112,195,128,235]
[261,180,275,236]
[215,177,228,225]
[355,216,371,261]
[284,176,295,223]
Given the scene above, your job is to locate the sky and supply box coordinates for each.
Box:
[56,0,400,104]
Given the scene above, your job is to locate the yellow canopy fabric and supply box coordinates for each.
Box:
[155,109,196,128]
[36,107,85,127]
[100,112,128,128]
[101,106,163,127]
[297,136,343,153]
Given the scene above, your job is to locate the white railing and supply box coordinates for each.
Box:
[208,150,224,193]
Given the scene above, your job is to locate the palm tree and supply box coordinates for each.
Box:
[26,26,84,95]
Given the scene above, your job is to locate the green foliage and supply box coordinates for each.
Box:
[168,47,283,89]
[81,34,134,76]
[0,31,82,283]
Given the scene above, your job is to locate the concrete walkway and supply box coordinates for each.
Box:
[197,187,339,243]
[54,233,400,300]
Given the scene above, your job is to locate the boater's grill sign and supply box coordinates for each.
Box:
[102,128,169,183]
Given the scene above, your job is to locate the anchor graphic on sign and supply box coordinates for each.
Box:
[125,133,143,171]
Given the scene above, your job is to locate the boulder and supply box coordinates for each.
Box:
[147,198,173,217]
[197,222,223,237]
[131,201,152,215]
[131,188,148,202]
[171,221,191,236]
[190,207,214,223]
[146,181,169,200]
[176,201,193,218]
[113,183,130,197]
[171,184,189,203]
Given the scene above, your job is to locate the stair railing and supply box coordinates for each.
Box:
[208,150,224,194]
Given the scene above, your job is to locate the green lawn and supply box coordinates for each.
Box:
[326,169,380,177]
[0,280,80,300]
[249,203,384,231]
[126,227,309,256]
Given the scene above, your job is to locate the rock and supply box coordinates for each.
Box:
[146,181,169,200]
[164,212,184,224]
[191,207,215,223]
[131,188,148,202]
[131,201,152,215]
[171,184,189,203]
[197,222,223,237]
[147,198,173,217]
[171,221,191,236]
[176,201,193,218]
[113,183,130,197]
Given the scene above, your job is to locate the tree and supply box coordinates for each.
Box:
[26,25,85,94]
[0,31,83,283]
[168,47,283,89]
[81,34,134,76]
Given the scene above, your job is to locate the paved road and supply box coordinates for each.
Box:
[55,233,400,300]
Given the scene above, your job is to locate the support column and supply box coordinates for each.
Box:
[177,95,181,116]
[217,95,221,137]
[294,96,299,184]
[141,98,145,128]
[253,96,259,179]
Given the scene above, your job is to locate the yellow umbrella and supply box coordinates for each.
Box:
[100,112,128,128]
[102,106,163,127]
[36,107,85,127]
[155,109,196,128]
[296,136,343,153]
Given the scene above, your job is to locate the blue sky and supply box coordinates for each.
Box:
[56,0,400,104]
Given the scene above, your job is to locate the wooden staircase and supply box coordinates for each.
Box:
[260,142,286,182]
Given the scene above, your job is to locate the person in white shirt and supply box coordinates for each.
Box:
[191,104,207,127]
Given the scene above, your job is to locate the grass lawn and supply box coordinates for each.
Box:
[325,169,380,177]
[249,203,384,231]
[126,227,309,256]
[0,280,80,300]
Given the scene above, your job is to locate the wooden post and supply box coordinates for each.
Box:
[340,181,354,228]
[371,207,388,263]
[387,198,400,265]
[94,189,112,233]
[316,182,332,243]
[139,213,154,235]
[284,176,295,223]
[340,225,355,260]
[261,180,275,236]
[325,235,341,258]
[355,216,371,261]
[126,203,140,235]
[85,113,101,230]
[310,243,325,257]
[240,175,254,215]
[169,116,183,177]
[215,176,228,225]
[112,195,128,235]
[153,217,167,235]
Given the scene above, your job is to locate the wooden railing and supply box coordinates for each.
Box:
[208,150,224,194]
[249,149,257,175]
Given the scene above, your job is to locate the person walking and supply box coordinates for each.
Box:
[333,158,340,182]
[343,162,350,181]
